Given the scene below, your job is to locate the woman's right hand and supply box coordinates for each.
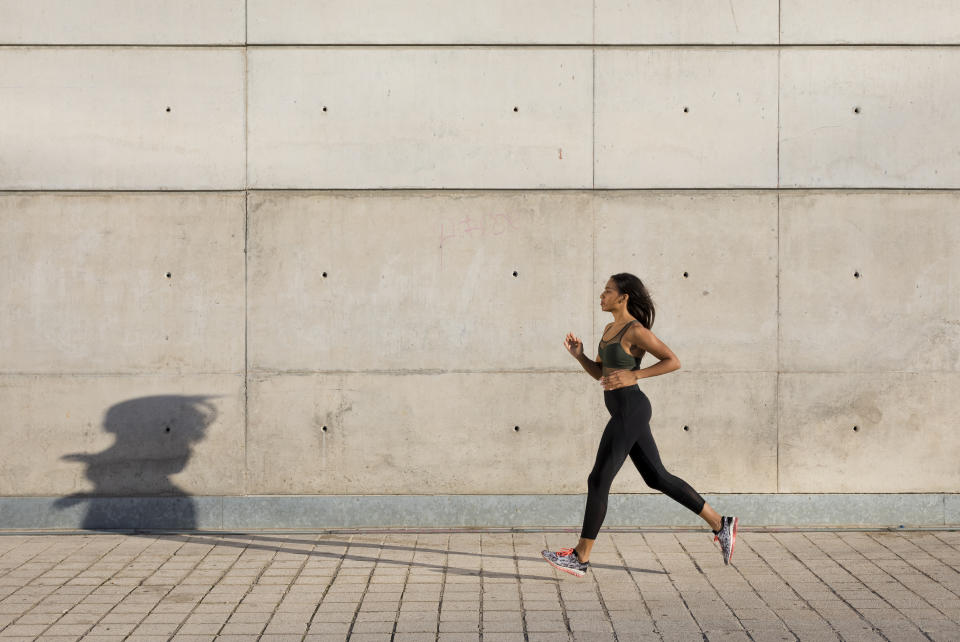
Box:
[564,332,584,358]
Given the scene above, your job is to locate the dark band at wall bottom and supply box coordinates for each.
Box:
[0,494,957,531]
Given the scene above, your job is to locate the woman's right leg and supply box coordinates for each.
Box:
[578,414,633,555]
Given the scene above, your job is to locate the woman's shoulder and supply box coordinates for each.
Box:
[625,319,648,336]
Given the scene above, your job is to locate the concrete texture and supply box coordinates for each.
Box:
[594,191,778,371]
[1,496,957,530]
[595,48,778,188]
[779,373,960,493]
[780,48,960,188]
[780,191,960,373]
[621,373,778,494]
[0,193,245,374]
[0,375,245,497]
[4,3,960,530]
[0,530,959,641]
[247,191,594,372]
[0,496,224,530]
[596,0,778,44]
[782,0,960,44]
[245,372,602,495]
[0,48,245,190]
[247,48,593,189]
[0,0,245,44]
[245,371,773,496]
[248,0,593,44]
[247,0,780,45]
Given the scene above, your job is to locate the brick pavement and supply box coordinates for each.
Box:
[0,529,958,641]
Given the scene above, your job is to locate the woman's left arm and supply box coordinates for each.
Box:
[600,325,681,390]
[630,325,681,380]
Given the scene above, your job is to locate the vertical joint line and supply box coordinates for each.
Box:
[776,193,781,493]
[592,46,596,190]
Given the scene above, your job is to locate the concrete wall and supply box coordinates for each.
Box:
[1,2,958,528]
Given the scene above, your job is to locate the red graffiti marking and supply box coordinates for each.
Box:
[439,211,521,245]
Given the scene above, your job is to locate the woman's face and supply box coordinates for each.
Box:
[600,279,622,312]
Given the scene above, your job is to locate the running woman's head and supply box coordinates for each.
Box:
[602,273,655,329]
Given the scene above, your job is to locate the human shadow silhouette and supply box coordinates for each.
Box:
[54,395,217,529]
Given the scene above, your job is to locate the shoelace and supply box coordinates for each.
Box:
[556,547,575,557]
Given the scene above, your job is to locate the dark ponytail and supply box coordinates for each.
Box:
[610,273,655,364]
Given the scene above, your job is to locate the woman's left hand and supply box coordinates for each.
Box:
[600,369,638,390]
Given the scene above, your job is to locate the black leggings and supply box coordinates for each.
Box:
[581,385,705,540]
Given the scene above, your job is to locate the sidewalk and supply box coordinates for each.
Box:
[0,529,958,641]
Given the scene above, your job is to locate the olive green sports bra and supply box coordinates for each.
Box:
[598,320,641,375]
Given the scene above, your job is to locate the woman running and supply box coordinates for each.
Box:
[542,273,737,577]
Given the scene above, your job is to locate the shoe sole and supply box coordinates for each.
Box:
[725,517,738,565]
[541,551,586,578]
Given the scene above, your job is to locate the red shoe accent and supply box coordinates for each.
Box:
[541,549,586,577]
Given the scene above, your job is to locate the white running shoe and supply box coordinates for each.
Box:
[714,516,738,565]
[541,547,589,577]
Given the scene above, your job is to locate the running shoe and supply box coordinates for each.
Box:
[541,547,589,577]
[714,516,738,565]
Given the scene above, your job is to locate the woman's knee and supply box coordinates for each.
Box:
[642,468,671,492]
[587,467,615,494]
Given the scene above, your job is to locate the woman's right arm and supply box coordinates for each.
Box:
[565,332,602,380]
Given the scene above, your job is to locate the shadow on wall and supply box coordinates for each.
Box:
[54,395,218,529]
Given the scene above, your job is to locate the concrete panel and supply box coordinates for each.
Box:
[782,0,960,44]
[223,493,951,529]
[247,191,594,372]
[0,497,224,530]
[595,0,778,44]
[0,48,245,190]
[622,373,778,493]
[780,192,960,373]
[595,49,778,188]
[247,49,593,188]
[0,193,245,374]
[780,48,960,188]
[779,373,960,493]
[947,495,960,526]
[594,192,778,372]
[246,372,606,495]
[1,494,956,530]
[0,375,245,498]
[695,494,947,528]
[0,0,244,44]
[222,495,585,530]
[248,0,592,44]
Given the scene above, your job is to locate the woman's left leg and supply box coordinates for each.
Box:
[627,422,721,531]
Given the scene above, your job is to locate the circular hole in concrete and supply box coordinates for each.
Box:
[683,425,690,432]
[165,106,171,113]
[513,106,519,112]
[854,106,861,114]
[513,271,519,277]
[322,425,328,432]
[322,106,327,112]
[322,272,328,278]
[164,426,171,433]
[683,271,689,278]
[853,425,860,432]
[683,106,689,113]
[854,271,861,278]
[165,272,172,278]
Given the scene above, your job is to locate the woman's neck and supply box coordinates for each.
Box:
[610,310,633,325]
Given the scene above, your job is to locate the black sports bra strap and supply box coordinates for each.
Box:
[601,320,637,344]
